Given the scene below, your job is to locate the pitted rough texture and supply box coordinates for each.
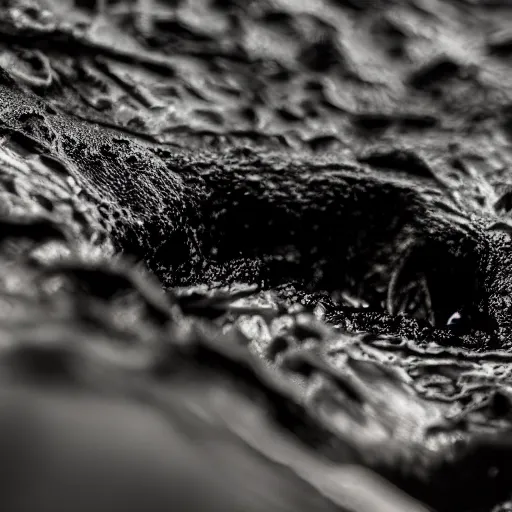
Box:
[0,0,511,511]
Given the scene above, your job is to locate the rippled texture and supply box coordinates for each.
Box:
[0,0,511,511]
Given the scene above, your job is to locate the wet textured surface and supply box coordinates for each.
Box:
[0,0,512,511]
